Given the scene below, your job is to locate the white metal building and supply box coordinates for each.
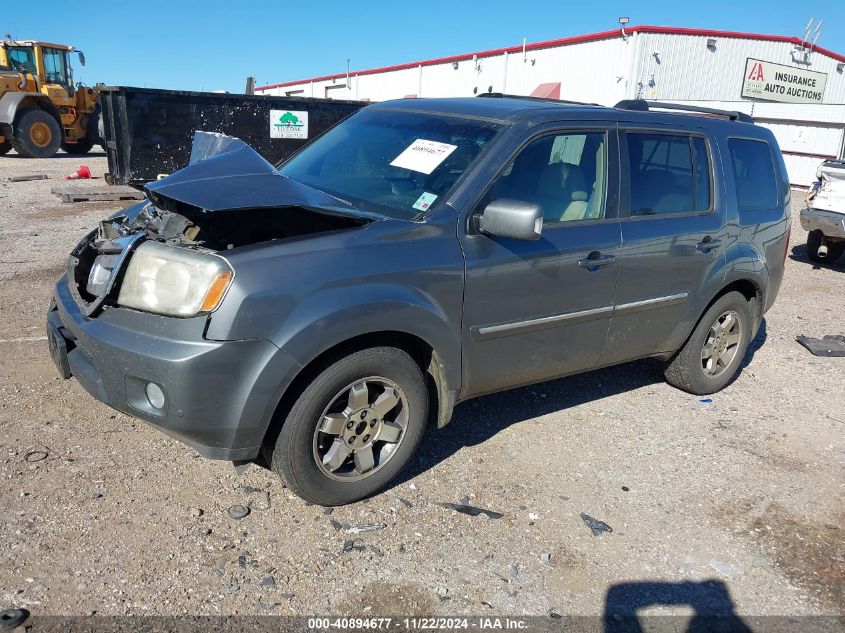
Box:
[257,25,845,186]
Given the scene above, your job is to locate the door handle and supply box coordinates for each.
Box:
[696,237,722,252]
[578,252,616,271]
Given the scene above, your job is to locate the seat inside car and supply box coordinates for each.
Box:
[535,162,590,222]
[632,168,693,214]
[489,136,599,222]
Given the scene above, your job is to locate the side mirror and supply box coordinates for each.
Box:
[77,51,86,66]
[479,198,543,240]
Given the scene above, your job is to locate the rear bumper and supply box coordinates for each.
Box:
[800,207,845,240]
[49,274,302,460]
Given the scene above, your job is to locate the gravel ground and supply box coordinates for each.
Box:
[0,152,843,620]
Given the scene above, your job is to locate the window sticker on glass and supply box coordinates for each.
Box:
[390,139,458,175]
[412,192,438,212]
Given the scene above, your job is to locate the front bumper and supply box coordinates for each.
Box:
[800,207,845,240]
[49,274,302,460]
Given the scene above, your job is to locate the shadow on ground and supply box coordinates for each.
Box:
[396,320,767,486]
[603,580,752,632]
[789,244,844,270]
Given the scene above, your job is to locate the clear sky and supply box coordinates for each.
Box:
[5,0,844,93]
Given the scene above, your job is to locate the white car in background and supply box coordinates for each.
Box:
[801,160,845,263]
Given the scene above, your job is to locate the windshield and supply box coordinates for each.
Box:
[6,46,36,74]
[279,108,503,219]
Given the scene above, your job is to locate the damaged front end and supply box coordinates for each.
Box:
[68,131,372,318]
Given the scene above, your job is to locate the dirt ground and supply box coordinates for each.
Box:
[0,151,843,622]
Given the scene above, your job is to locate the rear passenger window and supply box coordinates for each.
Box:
[626,133,712,216]
[728,139,778,212]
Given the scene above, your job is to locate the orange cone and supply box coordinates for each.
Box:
[65,165,92,180]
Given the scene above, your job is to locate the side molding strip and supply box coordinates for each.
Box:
[613,292,689,316]
[469,293,688,341]
[471,305,614,340]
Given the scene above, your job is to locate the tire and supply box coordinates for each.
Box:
[61,139,94,154]
[264,346,428,505]
[828,242,845,262]
[664,291,753,395]
[0,139,11,155]
[806,230,825,263]
[10,109,62,158]
[807,230,845,264]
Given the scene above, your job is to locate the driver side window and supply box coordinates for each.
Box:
[487,131,607,224]
[42,48,69,85]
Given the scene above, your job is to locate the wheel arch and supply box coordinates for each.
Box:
[0,92,62,127]
[696,277,764,348]
[261,330,453,457]
[660,274,764,364]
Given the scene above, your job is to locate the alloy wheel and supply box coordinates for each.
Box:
[701,310,742,377]
[312,377,409,481]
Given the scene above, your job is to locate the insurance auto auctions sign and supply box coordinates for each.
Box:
[741,58,827,104]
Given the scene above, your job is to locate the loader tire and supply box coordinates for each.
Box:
[0,139,11,155]
[11,109,62,158]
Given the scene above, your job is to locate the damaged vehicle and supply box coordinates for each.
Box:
[801,159,845,264]
[48,97,791,505]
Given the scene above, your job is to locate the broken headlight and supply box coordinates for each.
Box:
[86,254,120,297]
[117,241,233,317]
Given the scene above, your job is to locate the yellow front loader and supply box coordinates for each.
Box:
[0,40,101,157]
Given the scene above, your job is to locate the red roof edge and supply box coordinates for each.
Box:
[256,25,845,92]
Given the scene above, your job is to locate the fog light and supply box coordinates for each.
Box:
[145,382,166,409]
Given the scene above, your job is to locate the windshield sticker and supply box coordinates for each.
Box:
[270,110,308,139]
[390,139,457,175]
[412,192,438,212]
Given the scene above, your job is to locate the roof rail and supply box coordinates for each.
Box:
[478,92,598,106]
[615,99,754,123]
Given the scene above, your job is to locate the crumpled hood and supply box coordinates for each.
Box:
[143,131,355,214]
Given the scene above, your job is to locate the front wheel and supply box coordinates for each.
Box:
[664,291,753,395]
[11,109,62,158]
[0,139,11,155]
[264,347,428,505]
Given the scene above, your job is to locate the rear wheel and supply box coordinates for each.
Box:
[807,230,845,263]
[11,109,62,158]
[264,346,428,505]
[828,242,845,262]
[664,291,753,395]
[806,230,824,263]
[61,139,94,154]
